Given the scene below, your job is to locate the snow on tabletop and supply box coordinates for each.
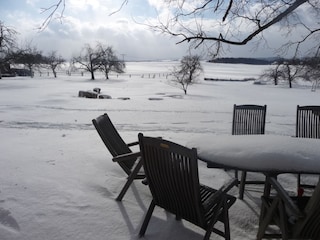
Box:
[187,135,320,174]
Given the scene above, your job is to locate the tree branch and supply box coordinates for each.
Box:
[222,0,233,22]
[177,0,308,46]
[109,0,129,16]
[38,0,65,31]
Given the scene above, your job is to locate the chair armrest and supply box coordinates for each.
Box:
[127,141,139,147]
[219,178,238,194]
[202,178,237,210]
[112,152,141,163]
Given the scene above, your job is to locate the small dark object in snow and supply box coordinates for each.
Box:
[93,88,101,93]
[78,91,98,98]
[98,95,112,99]
[148,97,163,100]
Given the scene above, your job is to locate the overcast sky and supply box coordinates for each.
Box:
[0,0,315,61]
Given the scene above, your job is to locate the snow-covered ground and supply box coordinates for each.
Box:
[0,61,319,240]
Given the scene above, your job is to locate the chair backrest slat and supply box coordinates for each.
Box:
[92,114,135,173]
[296,105,320,139]
[139,134,204,226]
[232,104,267,135]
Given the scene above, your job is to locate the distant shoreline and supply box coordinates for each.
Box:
[208,57,277,65]
[204,77,256,82]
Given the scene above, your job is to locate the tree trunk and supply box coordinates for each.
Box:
[183,88,187,95]
[91,71,95,80]
[27,65,33,78]
[289,78,292,88]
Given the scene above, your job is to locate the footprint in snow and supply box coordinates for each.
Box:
[0,208,20,232]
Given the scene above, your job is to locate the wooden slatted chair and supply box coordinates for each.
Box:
[257,179,320,239]
[296,105,320,190]
[232,104,267,199]
[92,113,144,201]
[138,133,237,240]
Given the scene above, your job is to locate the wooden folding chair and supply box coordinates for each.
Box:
[92,113,144,201]
[232,104,267,199]
[296,105,320,190]
[138,133,237,240]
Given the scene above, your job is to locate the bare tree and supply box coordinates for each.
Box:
[12,44,44,77]
[302,56,320,79]
[170,55,202,94]
[72,43,103,80]
[97,43,125,80]
[261,64,284,85]
[0,21,17,78]
[262,59,305,88]
[301,56,320,90]
[281,61,302,88]
[44,51,65,78]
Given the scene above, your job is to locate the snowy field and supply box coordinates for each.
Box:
[0,61,319,240]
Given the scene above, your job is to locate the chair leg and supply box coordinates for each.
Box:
[116,159,143,201]
[235,170,239,185]
[278,200,289,240]
[204,197,225,240]
[139,200,156,237]
[223,201,231,240]
[297,173,301,192]
[204,223,213,240]
[239,171,247,200]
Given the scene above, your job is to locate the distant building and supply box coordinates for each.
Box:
[11,68,32,76]
[1,63,32,77]
[0,63,14,77]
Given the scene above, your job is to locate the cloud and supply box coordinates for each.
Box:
[20,12,190,60]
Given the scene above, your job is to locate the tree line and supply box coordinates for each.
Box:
[210,56,320,89]
[0,21,125,80]
[261,57,320,88]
